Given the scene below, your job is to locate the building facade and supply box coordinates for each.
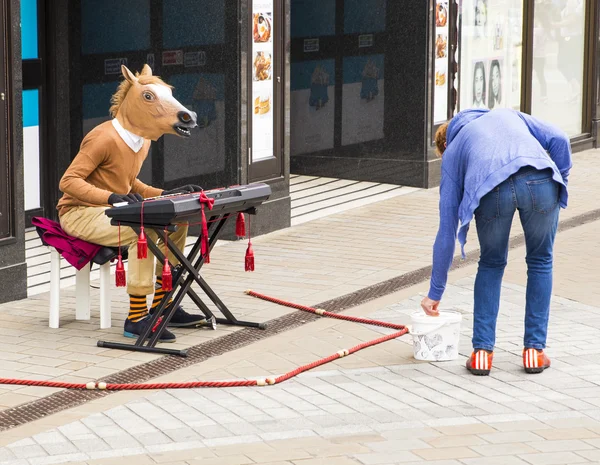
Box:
[0,0,598,303]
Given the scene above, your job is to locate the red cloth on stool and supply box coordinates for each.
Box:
[31,217,102,270]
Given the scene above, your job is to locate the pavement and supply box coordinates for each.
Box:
[0,149,600,464]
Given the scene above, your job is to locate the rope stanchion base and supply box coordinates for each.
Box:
[0,291,409,391]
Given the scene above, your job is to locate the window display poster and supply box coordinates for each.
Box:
[252,0,275,162]
[344,0,386,34]
[291,0,336,38]
[341,54,384,146]
[434,0,449,123]
[458,0,522,111]
[290,59,335,156]
[162,73,226,181]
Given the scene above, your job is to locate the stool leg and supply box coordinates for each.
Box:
[49,248,61,329]
[75,264,91,320]
[99,262,111,329]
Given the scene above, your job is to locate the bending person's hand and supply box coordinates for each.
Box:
[421,296,440,317]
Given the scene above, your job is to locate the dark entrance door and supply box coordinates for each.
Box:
[0,0,11,239]
[67,0,240,192]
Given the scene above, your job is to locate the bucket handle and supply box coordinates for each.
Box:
[409,321,448,337]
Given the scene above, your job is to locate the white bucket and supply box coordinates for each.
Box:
[410,310,462,361]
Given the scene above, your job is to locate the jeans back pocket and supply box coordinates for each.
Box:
[526,178,559,214]
[475,186,500,223]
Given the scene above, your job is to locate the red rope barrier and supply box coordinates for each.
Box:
[244,289,407,330]
[0,291,409,391]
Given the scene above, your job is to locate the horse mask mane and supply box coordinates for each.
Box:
[111,64,197,141]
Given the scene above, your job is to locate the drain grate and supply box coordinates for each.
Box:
[1,208,598,432]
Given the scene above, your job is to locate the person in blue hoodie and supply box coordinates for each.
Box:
[421,108,572,376]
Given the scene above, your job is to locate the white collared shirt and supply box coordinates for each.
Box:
[111,118,145,153]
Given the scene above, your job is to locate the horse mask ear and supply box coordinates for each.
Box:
[121,65,138,84]
[140,64,153,77]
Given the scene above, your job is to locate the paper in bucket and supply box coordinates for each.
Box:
[410,310,462,361]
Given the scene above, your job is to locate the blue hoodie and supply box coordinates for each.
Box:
[428,108,572,301]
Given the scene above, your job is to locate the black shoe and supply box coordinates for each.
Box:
[123,316,176,343]
[151,304,206,327]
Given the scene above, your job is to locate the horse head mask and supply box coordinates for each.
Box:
[110,64,197,141]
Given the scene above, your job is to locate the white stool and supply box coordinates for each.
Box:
[48,248,112,329]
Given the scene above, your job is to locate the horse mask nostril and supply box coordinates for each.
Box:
[178,111,195,124]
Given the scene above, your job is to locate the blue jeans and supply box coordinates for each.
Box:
[473,166,560,351]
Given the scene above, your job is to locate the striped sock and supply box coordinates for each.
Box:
[152,276,173,310]
[128,295,148,322]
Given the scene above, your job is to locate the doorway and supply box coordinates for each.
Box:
[0,0,11,239]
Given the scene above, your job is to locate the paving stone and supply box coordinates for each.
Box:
[516,451,589,465]
[477,431,545,444]
[186,456,255,465]
[39,441,78,456]
[294,458,368,465]
[353,451,422,464]
[527,439,594,453]
[412,447,480,461]
[8,444,48,460]
[461,457,531,465]
[28,452,89,465]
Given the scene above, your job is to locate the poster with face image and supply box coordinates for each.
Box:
[459,0,522,112]
[488,58,502,109]
[472,59,487,109]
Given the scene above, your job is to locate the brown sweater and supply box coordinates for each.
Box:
[57,121,162,217]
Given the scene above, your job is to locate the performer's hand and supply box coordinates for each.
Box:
[421,296,440,317]
[161,184,203,196]
[108,193,144,205]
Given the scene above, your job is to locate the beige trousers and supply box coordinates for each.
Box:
[60,206,188,296]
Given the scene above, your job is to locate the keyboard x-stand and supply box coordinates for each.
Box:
[97,188,270,357]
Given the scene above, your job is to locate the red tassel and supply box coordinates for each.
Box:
[236,212,246,238]
[245,241,255,272]
[161,259,172,291]
[137,227,148,259]
[115,255,126,287]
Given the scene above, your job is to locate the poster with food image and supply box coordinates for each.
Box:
[434,60,448,123]
[253,51,272,81]
[436,1,448,27]
[291,59,335,155]
[252,87,274,161]
[253,12,272,43]
[341,54,385,146]
[434,1,449,123]
[436,33,448,59]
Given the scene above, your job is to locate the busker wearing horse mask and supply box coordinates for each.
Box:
[421,108,572,376]
[56,64,203,342]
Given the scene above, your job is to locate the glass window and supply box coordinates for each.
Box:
[81,0,151,55]
[458,0,523,112]
[23,89,40,211]
[21,0,38,59]
[531,0,585,136]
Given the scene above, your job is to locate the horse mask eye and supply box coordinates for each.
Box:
[143,92,154,101]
